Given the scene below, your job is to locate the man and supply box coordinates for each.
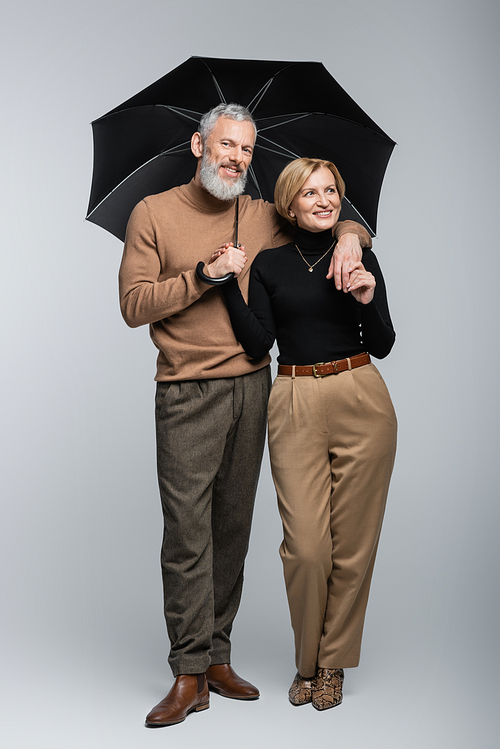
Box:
[119,103,370,727]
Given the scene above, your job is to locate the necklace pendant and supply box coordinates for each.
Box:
[295,241,335,273]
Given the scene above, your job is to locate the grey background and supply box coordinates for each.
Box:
[2,1,499,747]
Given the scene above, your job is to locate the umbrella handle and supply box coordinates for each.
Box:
[196,262,234,286]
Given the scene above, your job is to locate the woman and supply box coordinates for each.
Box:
[212,158,397,711]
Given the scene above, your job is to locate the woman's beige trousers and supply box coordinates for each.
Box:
[268,363,397,677]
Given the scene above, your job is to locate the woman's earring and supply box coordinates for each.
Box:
[289,211,295,218]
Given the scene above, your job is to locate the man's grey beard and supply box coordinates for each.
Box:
[199,151,248,201]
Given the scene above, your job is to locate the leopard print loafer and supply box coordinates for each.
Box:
[288,672,315,706]
[312,668,344,711]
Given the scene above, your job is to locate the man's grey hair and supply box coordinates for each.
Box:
[199,103,257,144]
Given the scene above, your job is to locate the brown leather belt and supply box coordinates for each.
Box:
[277,352,371,378]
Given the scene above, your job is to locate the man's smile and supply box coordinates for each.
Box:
[220,163,242,179]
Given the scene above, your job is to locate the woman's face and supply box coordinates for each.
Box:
[289,166,342,233]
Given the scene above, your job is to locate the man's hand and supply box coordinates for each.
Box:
[206,243,247,278]
[327,232,363,292]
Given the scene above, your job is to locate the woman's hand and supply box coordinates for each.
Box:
[347,261,376,304]
[209,242,232,263]
[206,243,247,278]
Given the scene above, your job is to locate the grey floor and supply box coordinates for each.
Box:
[6,652,494,749]
[4,455,498,749]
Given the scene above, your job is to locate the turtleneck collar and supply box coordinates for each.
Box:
[294,226,337,253]
[181,178,237,214]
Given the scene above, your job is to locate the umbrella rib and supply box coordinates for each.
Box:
[256,113,312,131]
[198,59,227,103]
[257,136,301,159]
[211,74,227,103]
[160,144,192,155]
[247,164,263,200]
[163,105,204,124]
[246,79,275,112]
[246,63,298,111]
[86,148,192,219]
[257,111,396,143]
[342,195,376,237]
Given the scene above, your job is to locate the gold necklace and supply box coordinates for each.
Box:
[294,241,335,272]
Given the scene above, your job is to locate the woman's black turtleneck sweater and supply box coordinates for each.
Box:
[222,227,395,364]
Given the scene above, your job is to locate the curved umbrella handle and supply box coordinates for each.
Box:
[196,261,234,286]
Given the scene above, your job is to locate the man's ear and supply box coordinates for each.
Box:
[191,132,203,158]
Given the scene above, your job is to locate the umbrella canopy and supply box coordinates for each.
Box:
[86,56,395,241]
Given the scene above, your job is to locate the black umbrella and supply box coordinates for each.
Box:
[86,56,395,242]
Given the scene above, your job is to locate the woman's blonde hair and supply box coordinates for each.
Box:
[274,158,345,226]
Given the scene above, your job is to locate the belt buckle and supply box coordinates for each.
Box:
[312,362,326,378]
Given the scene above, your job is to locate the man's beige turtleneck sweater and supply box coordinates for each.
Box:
[119,179,369,381]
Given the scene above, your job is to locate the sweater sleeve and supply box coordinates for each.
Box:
[334,220,372,249]
[118,200,210,328]
[222,262,276,360]
[357,250,395,359]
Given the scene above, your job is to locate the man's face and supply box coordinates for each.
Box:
[204,117,255,181]
[195,117,256,200]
